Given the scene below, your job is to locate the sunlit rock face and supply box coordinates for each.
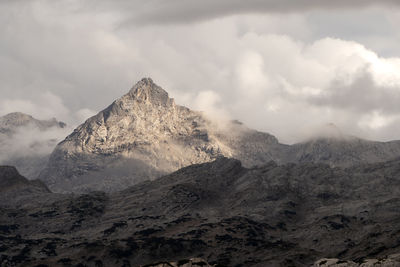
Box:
[39,78,283,193]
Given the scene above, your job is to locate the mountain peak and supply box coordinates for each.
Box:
[0,112,66,131]
[41,78,283,193]
[128,77,172,106]
[2,112,34,123]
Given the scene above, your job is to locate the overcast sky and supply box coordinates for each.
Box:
[2,0,400,143]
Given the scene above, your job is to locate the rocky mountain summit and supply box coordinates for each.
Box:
[3,158,400,266]
[39,78,284,193]
[0,112,67,179]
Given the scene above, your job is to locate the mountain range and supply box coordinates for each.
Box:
[31,78,400,193]
[3,78,400,266]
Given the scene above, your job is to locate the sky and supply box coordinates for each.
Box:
[2,0,400,144]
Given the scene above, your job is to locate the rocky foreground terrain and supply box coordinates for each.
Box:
[3,157,400,266]
[0,112,67,179]
[38,78,400,193]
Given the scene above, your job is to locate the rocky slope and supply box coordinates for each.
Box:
[39,78,285,193]
[3,158,400,266]
[0,112,67,179]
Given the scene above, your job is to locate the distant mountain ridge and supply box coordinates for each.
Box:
[0,112,67,179]
[288,136,400,167]
[0,112,66,135]
[38,78,400,193]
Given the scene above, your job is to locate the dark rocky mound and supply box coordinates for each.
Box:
[0,166,50,194]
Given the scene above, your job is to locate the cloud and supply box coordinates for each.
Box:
[311,70,400,114]
[83,0,400,25]
[0,92,68,121]
[0,92,97,130]
[0,124,70,162]
[1,0,400,145]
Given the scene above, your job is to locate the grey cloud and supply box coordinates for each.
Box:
[310,69,400,115]
[92,0,400,25]
[1,0,400,145]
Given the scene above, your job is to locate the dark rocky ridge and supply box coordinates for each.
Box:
[38,78,400,193]
[3,158,400,266]
[0,166,49,193]
[0,166,50,206]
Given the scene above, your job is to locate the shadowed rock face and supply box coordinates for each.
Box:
[3,158,400,266]
[0,166,49,193]
[39,78,284,193]
[0,166,50,206]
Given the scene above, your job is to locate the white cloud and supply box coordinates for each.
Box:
[75,108,97,123]
[193,90,230,121]
[358,111,398,130]
[0,92,69,122]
